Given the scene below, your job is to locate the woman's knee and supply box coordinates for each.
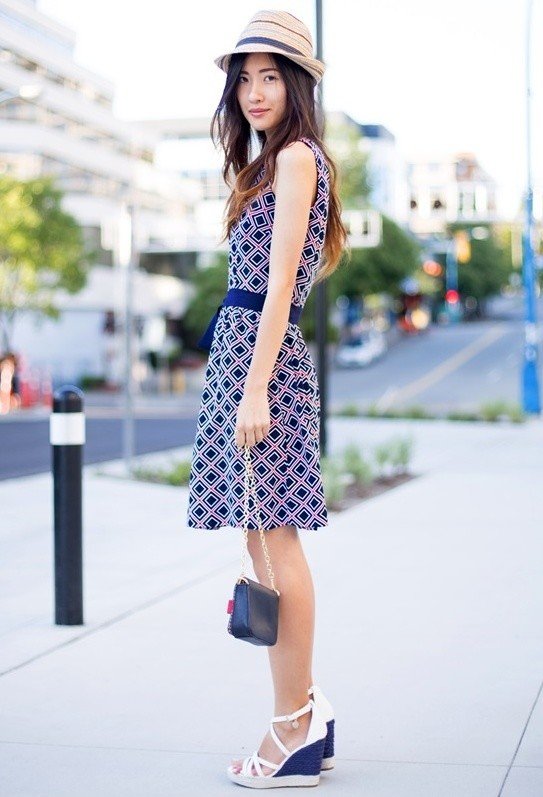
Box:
[247,525,299,579]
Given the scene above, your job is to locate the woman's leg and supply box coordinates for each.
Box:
[230,524,316,775]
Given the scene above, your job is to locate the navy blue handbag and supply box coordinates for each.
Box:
[226,444,280,646]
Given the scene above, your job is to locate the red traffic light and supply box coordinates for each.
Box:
[445,289,460,304]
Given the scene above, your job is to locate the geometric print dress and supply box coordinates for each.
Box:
[186,136,329,531]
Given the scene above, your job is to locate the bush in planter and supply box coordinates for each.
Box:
[388,435,414,475]
[321,455,347,508]
[79,374,107,390]
[133,460,191,486]
[479,399,525,423]
[337,403,360,417]
[373,441,393,478]
[342,443,373,486]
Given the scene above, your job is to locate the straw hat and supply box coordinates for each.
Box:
[214,10,325,84]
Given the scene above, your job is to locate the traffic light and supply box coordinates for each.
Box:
[422,260,443,277]
[445,289,460,304]
[454,230,471,263]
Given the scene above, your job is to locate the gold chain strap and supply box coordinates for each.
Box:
[239,443,280,596]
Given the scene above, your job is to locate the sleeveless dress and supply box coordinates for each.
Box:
[186,136,329,531]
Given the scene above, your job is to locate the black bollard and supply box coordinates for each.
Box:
[50,385,85,625]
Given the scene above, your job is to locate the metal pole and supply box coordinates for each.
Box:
[521,0,541,413]
[121,201,137,472]
[50,385,85,625]
[445,239,459,322]
[315,0,328,455]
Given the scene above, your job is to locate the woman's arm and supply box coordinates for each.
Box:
[235,141,317,447]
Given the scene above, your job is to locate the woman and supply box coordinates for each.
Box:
[186,9,348,789]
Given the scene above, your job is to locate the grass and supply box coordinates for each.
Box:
[335,399,526,424]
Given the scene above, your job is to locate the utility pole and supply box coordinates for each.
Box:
[521,0,541,413]
[314,0,329,455]
[118,199,137,474]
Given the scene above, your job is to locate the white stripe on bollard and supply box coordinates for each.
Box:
[50,412,86,445]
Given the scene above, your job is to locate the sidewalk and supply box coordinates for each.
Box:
[1,417,542,796]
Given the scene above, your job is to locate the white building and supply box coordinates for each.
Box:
[137,116,231,255]
[137,110,407,258]
[325,111,409,226]
[0,0,201,384]
[406,152,499,237]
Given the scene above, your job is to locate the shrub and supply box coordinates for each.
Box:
[446,410,479,422]
[337,403,360,417]
[133,459,191,486]
[479,399,523,422]
[373,442,393,477]
[388,435,414,474]
[342,443,374,485]
[403,405,432,419]
[320,455,347,508]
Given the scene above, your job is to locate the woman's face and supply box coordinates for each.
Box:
[236,52,287,136]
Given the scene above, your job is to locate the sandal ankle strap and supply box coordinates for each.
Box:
[272,699,312,728]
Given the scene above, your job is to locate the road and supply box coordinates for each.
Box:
[0,293,540,481]
[330,294,535,413]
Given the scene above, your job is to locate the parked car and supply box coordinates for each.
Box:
[334,329,388,368]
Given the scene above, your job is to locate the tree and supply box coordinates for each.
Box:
[324,117,371,207]
[446,222,513,309]
[183,253,229,348]
[0,175,94,352]
[320,119,421,318]
[330,214,420,298]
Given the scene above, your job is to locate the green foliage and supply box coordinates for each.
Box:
[328,214,422,300]
[479,399,525,423]
[133,459,192,486]
[445,410,480,422]
[320,455,347,507]
[336,403,360,417]
[324,118,371,206]
[341,443,373,485]
[388,435,415,474]
[359,404,429,419]
[79,375,108,390]
[183,253,229,346]
[447,222,513,301]
[0,175,95,350]
[298,283,341,342]
[373,442,392,476]
[403,405,431,419]
[372,436,414,477]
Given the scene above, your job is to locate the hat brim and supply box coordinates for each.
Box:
[214,44,325,84]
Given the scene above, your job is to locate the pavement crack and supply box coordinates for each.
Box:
[496,677,543,796]
[0,560,236,679]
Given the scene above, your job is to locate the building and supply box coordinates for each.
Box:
[136,115,232,256]
[0,0,201,384]
[406,152,499,237]
[137,110,403,260]
[325,111,409,226]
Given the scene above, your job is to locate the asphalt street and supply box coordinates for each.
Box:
[1,293,540,481]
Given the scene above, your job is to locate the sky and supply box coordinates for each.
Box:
[38,0,542,217]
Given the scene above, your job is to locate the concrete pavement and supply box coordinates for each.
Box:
[1,416,542,796]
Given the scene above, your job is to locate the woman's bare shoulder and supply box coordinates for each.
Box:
[276,139,316,167]
[272,140,317,196]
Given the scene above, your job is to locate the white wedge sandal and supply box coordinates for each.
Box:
[308,685,335,770]
[226,698,327,788]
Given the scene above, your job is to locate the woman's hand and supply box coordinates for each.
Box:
[235,387,270,449]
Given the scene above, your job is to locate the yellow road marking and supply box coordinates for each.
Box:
[382,325,508,406]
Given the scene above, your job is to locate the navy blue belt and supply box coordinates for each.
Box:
[197,287,303,352]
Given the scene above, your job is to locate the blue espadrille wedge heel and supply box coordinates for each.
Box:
[308,685,335,771]
[226,698,327,788]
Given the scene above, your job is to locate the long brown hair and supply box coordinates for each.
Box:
[210,51,349,283]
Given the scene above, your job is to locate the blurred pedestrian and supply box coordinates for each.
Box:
[0,352,20,413]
